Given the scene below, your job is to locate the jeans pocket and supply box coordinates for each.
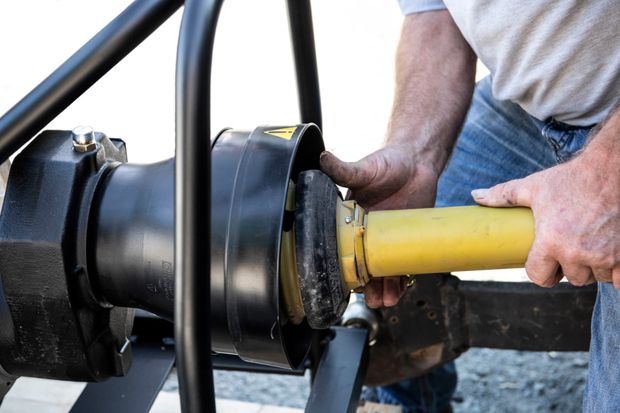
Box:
[542,120,591,162]
[557,129,591,161]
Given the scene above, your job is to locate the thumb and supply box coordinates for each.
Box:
[471,178,533,207]
[319,151,375,189]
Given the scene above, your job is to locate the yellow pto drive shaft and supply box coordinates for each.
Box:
[288,170,536,329]
[337,200,535,290]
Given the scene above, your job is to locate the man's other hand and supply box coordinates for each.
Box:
[472,119,620,289]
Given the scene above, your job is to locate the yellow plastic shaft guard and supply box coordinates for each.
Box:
[364,206,535,277]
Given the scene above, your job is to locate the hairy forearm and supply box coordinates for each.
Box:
[387,11,476,175]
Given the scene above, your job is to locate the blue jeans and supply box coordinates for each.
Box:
[368,76,617,412]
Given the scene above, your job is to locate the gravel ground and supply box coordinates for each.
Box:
[163,349,588,412]
[452,349,587,413]
[163,369,311,408]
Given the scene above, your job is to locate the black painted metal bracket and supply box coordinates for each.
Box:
[70,340,175,413]
[306,327,369,413]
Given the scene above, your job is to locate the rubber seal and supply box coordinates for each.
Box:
[295,170,349,329]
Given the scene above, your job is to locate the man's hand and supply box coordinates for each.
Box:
[321,146,440,308]
[472,112,620,289]
[318,10,475,308]
[320,145,438,210]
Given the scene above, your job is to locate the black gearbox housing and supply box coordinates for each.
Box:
[0,130,134,381]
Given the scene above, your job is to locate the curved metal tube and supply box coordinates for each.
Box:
[175,0,223,411]
[286,0,323,129]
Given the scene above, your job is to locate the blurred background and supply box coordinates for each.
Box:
[0,1,585,412]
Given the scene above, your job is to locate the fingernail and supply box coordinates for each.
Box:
[471,189,488,199]
[319,151,332,165]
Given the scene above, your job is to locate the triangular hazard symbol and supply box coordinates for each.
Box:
[265,127,296,140]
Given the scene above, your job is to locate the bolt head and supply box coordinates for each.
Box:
[72,125,95,144]
[344,216,353,224]
[71,126,97,152]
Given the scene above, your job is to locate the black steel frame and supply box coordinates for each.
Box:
[0,1,322,412]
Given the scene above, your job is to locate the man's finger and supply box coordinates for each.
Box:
[471,178,533,207]
[560,264,593,287]
[592,267,613,283]
[382,277,404,307]
[525,242,560,287]
[364,279,383,308]
[613,266,620,291]
[320,151,375,189]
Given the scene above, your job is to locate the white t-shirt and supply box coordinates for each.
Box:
[399,0,620,126]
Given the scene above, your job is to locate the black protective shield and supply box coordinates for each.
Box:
[211,124,323,368]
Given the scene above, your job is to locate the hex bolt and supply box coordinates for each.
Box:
[71,125,98,153]
[344,215,353,224]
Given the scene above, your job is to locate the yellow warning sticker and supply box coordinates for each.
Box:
[265,127,296,140]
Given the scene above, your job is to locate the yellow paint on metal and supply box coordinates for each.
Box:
[265,127,297,140]
[363,206,535,277]
[280,181,305,324]
[336,199,370,290]
[336,199,358,289]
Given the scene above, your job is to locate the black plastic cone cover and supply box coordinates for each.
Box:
[211,124,324,368]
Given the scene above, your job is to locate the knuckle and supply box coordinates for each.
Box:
[595,254,616,269]
[532,236,557,258]
[504,185,519,206]
[524,255,541,273]
[525,252,558,288]
[559,247,583,265]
